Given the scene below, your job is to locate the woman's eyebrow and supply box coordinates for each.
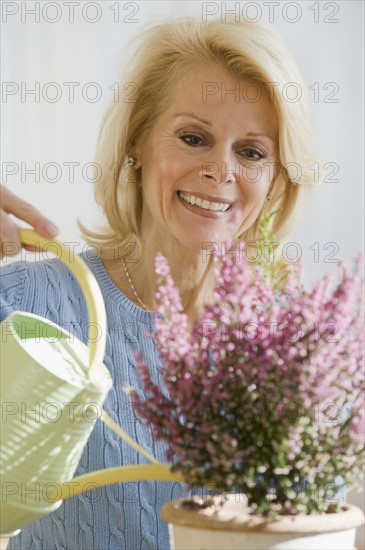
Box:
[173,112,212,125]
[245,132,275,141]
[174,113,275,141]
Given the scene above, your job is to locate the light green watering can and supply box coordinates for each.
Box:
[0,230,183,537]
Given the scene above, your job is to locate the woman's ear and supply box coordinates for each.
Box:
[127,152,141,169]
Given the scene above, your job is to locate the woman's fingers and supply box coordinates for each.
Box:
[0,185,59,258]
[1,185,59,235]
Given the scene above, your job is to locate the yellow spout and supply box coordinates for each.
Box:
[52,465,185,501]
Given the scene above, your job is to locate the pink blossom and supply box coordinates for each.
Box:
[127,245,365,516]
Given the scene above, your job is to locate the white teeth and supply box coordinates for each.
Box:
[179,192,230,212]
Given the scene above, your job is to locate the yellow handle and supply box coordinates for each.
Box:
[18,229,161,465]
[18,229,106,380]
[16,235,185,495]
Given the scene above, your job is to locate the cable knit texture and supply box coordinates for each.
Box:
[0,250,192,550]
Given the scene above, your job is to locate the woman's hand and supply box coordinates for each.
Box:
[0,185,59,259]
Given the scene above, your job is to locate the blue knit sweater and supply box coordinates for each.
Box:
[0,250,191,550]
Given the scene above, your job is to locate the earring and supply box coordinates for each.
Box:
[127,157,136,166]
[266,194,271,202]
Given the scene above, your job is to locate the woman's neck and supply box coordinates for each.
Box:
[102,237,217,321]
[133,239,216,315]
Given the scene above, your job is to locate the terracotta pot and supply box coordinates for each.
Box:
[161,495,365,550]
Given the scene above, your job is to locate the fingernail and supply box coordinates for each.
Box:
[45,222,59,236]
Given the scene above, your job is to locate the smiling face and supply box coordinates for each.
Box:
[135,64,279,252]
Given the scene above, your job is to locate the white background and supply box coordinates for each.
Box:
[1,1,364,545]
[1,1,364,283]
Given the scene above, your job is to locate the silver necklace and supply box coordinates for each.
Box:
[121,258,149,311]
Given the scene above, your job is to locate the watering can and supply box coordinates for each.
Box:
[0,230,183,538]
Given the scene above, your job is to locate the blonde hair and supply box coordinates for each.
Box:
[80,16,317,260]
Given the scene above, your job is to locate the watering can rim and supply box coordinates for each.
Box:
[1,310,112,392]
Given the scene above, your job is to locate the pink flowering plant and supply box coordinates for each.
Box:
[128,223,364,517]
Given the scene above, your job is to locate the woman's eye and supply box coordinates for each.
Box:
[179,134,205,147]
[240,149,265,161]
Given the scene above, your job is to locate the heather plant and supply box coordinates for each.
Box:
[127,233,364,517]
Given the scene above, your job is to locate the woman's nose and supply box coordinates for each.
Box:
[198,156,238,185]
[199,162,238,185]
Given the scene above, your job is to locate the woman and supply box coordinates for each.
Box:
[0,16,316,550]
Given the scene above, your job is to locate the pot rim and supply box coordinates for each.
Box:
[161,495,365,534]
